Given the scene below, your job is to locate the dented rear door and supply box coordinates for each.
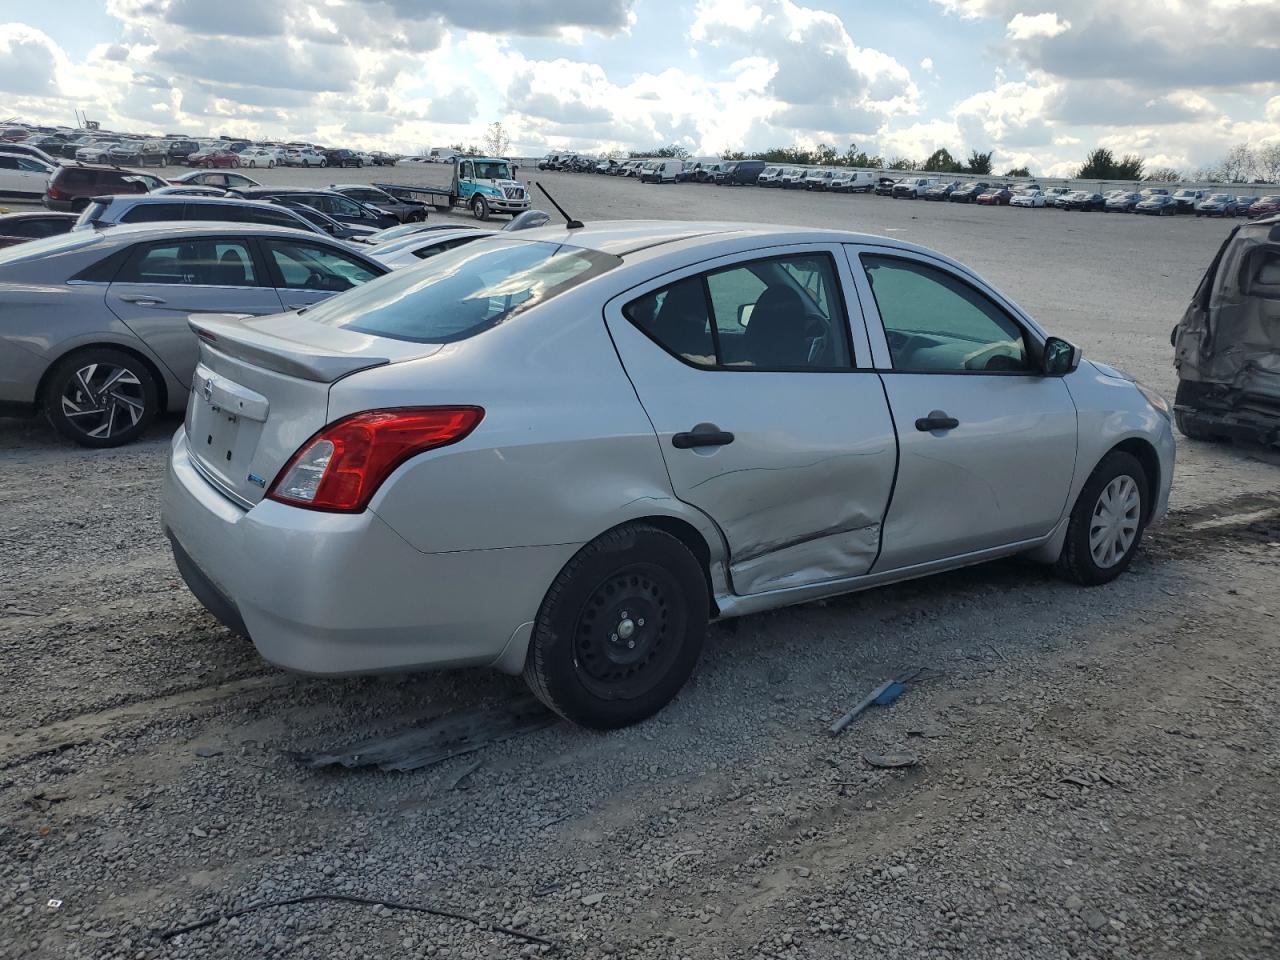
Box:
[604,243,897,596]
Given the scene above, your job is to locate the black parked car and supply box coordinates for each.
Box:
[166,139,201,164]
[229,186,398,229]
[0,211,78,249]
[948,181,990,203]
[330,183,428,223]
[1105,191,1143,212]
[715,159,766,185]
[924,181,960,200]
[271,201,381,240]
[873,177,897,196]
[1060,191,1106,211]
[323,149,364,168]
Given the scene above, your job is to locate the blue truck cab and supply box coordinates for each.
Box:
[453,157,530,220]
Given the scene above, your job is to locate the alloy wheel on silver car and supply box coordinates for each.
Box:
[60,362,147,441]
[1089,474,1141,568]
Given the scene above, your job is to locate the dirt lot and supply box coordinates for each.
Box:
[2,167,1278,960]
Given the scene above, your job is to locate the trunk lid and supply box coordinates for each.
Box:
[184,312,442,506]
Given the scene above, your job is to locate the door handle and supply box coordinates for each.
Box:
[672,424,735,449]
[915,411,960,432]
[118,294,166,305]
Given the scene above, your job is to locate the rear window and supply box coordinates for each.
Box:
[305,237,621,344]
[121,202,187,224]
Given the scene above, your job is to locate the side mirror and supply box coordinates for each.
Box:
[1042,336,1081,377]
[737,303,754,327]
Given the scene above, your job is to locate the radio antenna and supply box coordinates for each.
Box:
[534,182,583,229]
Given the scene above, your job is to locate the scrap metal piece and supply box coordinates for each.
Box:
[861,750,919,769]
[293,695,557,772]
[829,680,896,736]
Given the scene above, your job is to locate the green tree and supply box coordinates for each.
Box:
[1077,147,1145,180]
[887,156,917,171]
[924,148,962,173]
[631,144,691,159]
[1004,166,1031,178]
[966,149,993,174]
[1145,167,1181,182]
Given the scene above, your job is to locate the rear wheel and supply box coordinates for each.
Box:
[42,347,158,448]
[1056,451,1148,585]
[471,195,490,220]
[523,524,709,729]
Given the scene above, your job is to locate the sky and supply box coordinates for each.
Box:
[0,0,1277,177]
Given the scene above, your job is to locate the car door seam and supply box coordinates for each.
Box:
[867,372,902,575]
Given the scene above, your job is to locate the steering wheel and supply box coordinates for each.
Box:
[305,271,329,290]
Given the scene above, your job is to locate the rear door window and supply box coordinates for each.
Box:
[116,238,261,286]
[625,253,851,370]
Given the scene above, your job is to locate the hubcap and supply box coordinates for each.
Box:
[574,568,682,700]
[1089,475,1141,569]
[60,363,145,439]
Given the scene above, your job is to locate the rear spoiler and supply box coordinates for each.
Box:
[189,314,389,383]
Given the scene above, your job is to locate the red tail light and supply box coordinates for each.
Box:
[48,185,64,200]
[267,407,483,513]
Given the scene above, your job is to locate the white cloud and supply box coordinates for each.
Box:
[1006,13,1070,40]
[920,57,935,74]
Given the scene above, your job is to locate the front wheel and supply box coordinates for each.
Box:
[247,159,256,168]
[471,195,490,220]
[42,347,158,448]
[523,524,709,729]
[1056,451,1149,585]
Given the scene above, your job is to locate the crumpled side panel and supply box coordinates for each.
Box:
[1176,222,1280,401]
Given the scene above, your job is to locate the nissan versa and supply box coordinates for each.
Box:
[162,221,1175,729]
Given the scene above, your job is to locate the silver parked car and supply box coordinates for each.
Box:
[161,221,1175,729]
[0,223,387,445]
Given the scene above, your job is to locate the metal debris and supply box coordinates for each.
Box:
[861,750,920,769]
[293,695,557,772]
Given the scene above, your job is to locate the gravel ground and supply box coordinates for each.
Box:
[2,165,1278,960]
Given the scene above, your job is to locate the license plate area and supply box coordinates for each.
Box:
[187,366,269,500]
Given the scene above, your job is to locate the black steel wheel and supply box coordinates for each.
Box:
[524,524,708,729]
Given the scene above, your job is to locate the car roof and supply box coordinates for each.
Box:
[84,222,328,241]
[499,219,973,267]
[234,186,337,196]
[328,183,385,191]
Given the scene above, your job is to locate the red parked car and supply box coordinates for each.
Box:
[187,148,241,168]
[975,186,1013,206]
[1246,195,1280,219]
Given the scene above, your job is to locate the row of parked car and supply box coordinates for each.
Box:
[536,152,1280,218]
[0,125,400,171]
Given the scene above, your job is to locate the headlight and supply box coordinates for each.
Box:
[1136,382,1170,419]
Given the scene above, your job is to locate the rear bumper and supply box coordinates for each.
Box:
[42,197,76,211]
[162,430,576,676]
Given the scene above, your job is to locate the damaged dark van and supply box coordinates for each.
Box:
[1172,215,1280,446]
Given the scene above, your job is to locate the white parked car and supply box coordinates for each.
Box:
[367,228,492,269]
[284,148,327,167]
[162,220,1175,730]
[0,153,55,200]
[241,147,282,168]
[1010,189,1047,208]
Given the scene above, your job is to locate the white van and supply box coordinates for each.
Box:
[640,159,684,183]
[829,170,876,194]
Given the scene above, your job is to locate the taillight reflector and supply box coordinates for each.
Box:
[267,407,483,513]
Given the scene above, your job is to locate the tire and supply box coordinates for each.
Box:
[320,160,327,168]
[1174,410,1215,441]
[1055,451,1149,586]
[523,524,709,729]
[42,347,158,448]
[471,195,490,220]
[248,160,256,168]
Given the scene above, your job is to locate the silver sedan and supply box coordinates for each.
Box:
[0,223,387,445]
[161,221,1175,728]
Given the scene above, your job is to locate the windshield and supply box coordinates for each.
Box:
[470,161,512,179]
[306,238,621,344]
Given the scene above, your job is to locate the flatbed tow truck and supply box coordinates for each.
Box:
[375,157,530,221]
